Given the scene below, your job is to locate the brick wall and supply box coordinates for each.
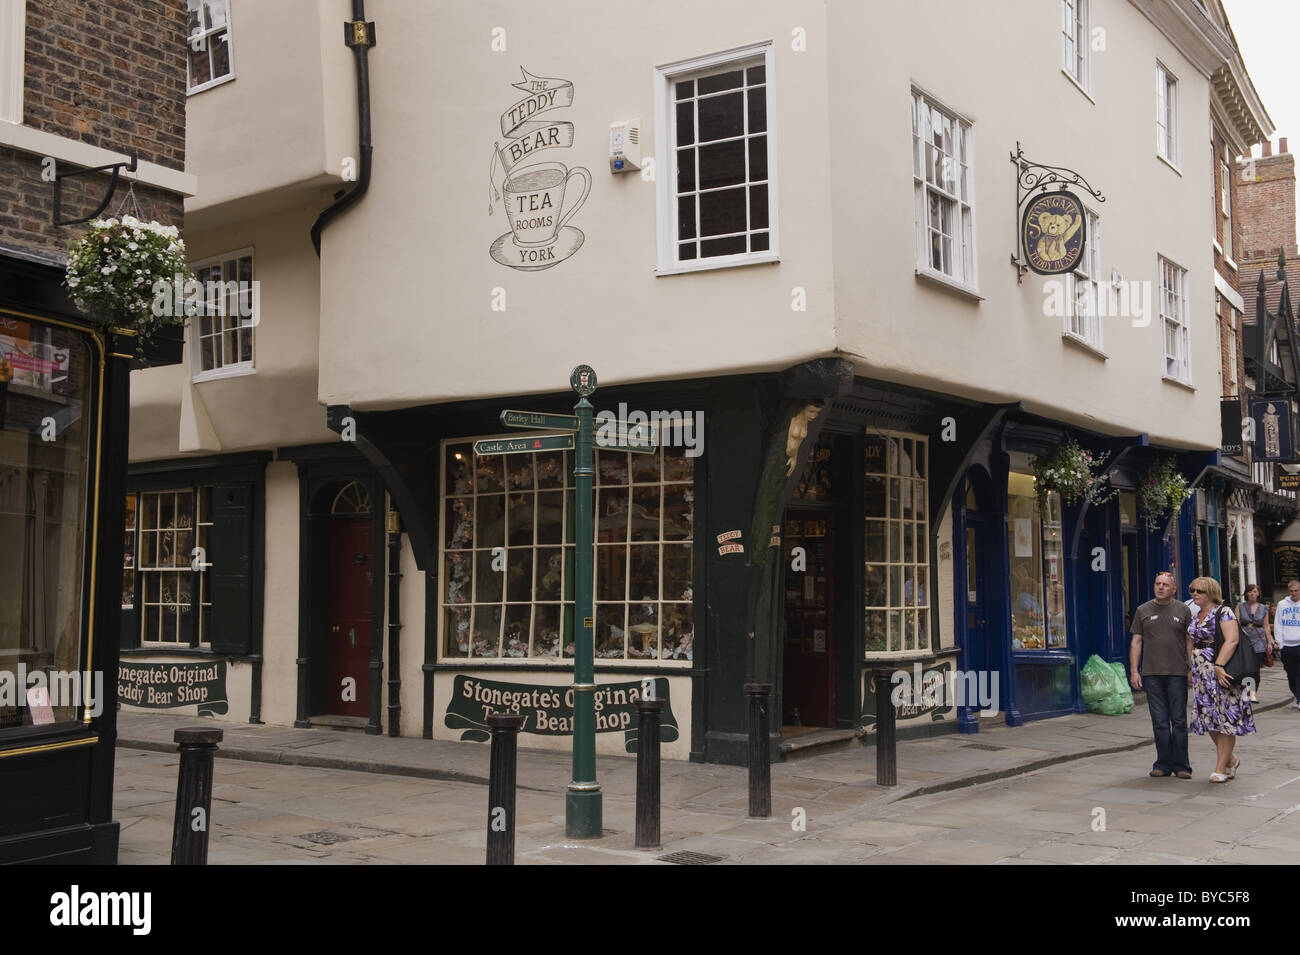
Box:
[1236,143,1298,265]
[2,2,187,262]
[22,0,187,170]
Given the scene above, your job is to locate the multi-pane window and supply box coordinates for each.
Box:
[130,488,213,647]
[1062,0,1089,89]
[186,0,233,94]
[440,440,694,662]
[192,251,253,378]
[1160,256,1190,382]
[864,432,929,655]
[912,90,975,288]
[1224,308,1238,396]
[1221,145,1233,259]
[1156,63,1178,163]
[1066,210,1102,348]
[669,57,772,265]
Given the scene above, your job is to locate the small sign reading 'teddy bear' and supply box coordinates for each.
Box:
[488,68,591,272]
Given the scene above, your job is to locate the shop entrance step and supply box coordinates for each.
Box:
[778,726,860,760]
[308,715,371,732]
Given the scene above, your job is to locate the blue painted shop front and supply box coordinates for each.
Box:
[952,420,1208,731]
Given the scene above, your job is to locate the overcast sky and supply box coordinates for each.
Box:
[1221,1,1294,156]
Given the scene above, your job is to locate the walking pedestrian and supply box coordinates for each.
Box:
[1129,572,1193,779]
[1236,584,1277,692]
[1187,577,1255,783]
[1273,579,1300,708]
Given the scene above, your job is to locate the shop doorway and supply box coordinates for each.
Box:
[325,481,374,718]
[782,509,834,728]
[959,469,1000,729]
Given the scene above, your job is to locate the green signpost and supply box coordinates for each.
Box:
[473,434,574,456]
[473,364,657,838]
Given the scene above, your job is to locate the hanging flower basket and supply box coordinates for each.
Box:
[1137,456,1191,530]
[64,216,192,350]
[1031,439,1115,515]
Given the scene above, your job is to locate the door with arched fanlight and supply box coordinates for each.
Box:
[328,480,373,718]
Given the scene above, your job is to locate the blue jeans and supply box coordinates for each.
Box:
[1144,675,1191,774]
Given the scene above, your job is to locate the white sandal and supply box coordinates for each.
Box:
[1209,772,1230,783]
[1227,757,1240,779]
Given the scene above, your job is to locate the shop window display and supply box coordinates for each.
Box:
[0,320,93,728]
[440,439,694,663]
[1007,471,1068,650]
[864,431,929,655]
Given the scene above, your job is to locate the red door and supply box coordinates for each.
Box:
[782,510,834,727]
[328,518,373,717]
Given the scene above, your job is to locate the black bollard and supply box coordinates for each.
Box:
[486,712,525,865]
[171,726,223,865]
[745,682,772,818]
[874,669,897,787]
[635,698,665,848]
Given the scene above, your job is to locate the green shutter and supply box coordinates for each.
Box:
[209,483,254,655]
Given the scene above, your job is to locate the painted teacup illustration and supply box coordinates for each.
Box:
[502,161,591,248]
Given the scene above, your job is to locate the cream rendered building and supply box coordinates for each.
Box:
[122,0,1260,763]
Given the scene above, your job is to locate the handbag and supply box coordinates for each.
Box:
[1213,605,1260,685]
[1265,645,1276,668]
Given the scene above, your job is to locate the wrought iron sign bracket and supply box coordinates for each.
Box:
[52,153,139,227]
[1010,142,1105,284]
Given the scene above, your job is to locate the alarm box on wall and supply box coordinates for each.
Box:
[609,118,641,172]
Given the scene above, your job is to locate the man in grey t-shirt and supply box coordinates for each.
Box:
[1129,573,1194,778]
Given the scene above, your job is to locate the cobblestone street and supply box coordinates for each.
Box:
[114,685,1300,865]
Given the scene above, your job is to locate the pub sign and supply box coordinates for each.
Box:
[1249,399,1296,462]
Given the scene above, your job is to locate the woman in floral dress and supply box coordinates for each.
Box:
[1187,576,1255,783]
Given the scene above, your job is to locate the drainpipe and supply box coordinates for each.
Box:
[311,0,375,256]
[386,507,403,737]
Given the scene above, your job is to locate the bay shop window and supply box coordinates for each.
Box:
[439,440,695,663]
[1006,460,1069,651]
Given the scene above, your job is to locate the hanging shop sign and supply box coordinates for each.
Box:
[1276,466,1300,490]
[118,661,229,715]
[443,675,679,753]
[1249,399,1296,462]
[1220,399,1243,456]
[1272,543,1300,585]
[1020,191,1087,275]
[1009,143,1104,283]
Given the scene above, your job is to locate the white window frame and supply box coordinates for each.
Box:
[1063,208,1102,351]
[1061,0,1091,95]
[653,40,778,276]
[189,248,255,382]
[1156,62,1179,168]
[1225,306,1238,396]
[0,0,24,124]
[1221,144,1236,269]
[186,0,235,95]
[912,87,978,294]
[1160,255,1191,384]
[863,429,931,659]
[135,487,213,649]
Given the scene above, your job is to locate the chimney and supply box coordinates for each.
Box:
[1263,141,1273,157]
[1282,137,1290,154]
